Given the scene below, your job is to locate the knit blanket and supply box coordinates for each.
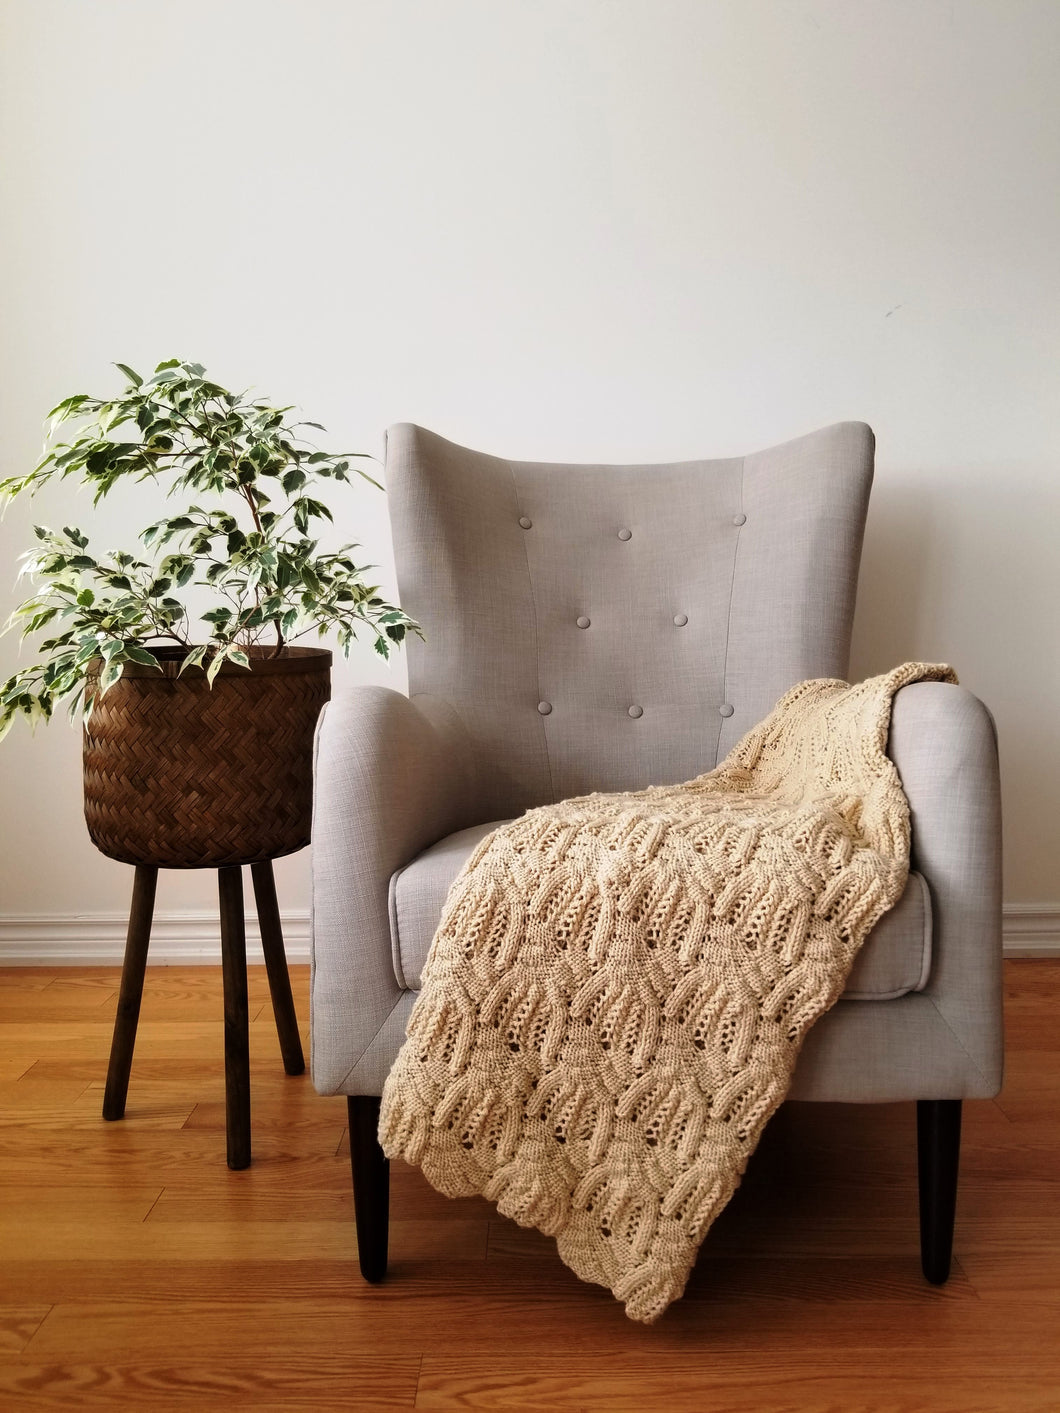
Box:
[379,662,956,1322]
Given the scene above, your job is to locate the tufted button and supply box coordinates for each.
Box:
[732,513,746,526]
[518,516,533,529]
[617,528,632,541]
[628,704,643,719]
[576,615,591,629]
[719,703,734,717]
[537,700,552,715]
[673,613,688,627]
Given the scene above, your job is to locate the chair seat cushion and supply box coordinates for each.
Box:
[388,820,932,1000]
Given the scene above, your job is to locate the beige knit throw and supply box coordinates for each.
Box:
[379,662,957,1322]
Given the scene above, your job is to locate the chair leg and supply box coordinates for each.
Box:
[917,1098,962,1284]
[347,1096,390,1282]
[218,865,251,1171]
[250,860,305,1076]
[102,865,158,1121]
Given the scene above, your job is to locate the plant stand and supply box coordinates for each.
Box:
[102,858,304,1170]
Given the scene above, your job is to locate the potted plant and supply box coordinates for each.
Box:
[0,357,417,866]
[0,358,419,1168]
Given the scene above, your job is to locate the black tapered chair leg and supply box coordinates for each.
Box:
[917,1098,962,1284]
[103,865,159,1121]
[218,865,251,1171]
[348,1096,390,1282]
[250,860,305,1076]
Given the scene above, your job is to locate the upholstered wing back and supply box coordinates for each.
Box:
[385,422,874,821]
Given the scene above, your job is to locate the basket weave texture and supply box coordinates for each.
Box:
[83,646,331,868]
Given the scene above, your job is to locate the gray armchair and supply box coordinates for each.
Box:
[310,422,1002,1290]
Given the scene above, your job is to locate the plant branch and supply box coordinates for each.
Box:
[241,484,264,535]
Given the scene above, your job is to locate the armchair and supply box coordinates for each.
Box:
[311,422,1002,1290]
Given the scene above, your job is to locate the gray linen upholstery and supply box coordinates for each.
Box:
[310,687,480,1092]
[385,422,874,816]
[311,423,1003,1106]
[389,820,933,1003]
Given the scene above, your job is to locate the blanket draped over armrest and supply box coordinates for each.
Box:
[379,662,956,1322]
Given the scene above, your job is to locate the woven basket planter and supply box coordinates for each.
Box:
[83,646,331,868]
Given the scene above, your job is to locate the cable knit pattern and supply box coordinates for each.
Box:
[379,663,957,1322]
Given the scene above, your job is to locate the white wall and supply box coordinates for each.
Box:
[1,0,1057,954]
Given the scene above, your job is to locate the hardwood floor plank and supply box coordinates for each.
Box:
[0,1252,1006,1313]
[0,1185,163,1222]
[959,1249,1060,1304]
[1003,958,1060,993]
[44,968,133,992]
[0,998,117,1022]
[1,1215,486,1266]
[0,1099,197,1132]
[0,1307,51,1355]
[179,1098,343,1136]
[23,1056,299,1085]
[687,1253,979,1303]
[0,969,58,992]
[0,1260,494,1306]
[994,1049,1060,1119]
[140,1208,488,1263]
[94,969,288,1024]
[142,1187,353,1223]
[0,1078,94,1111]
[485,1240,984,1303]
[485,1216,969,1265]
[0,1021,309,1064]
[0,1131,351,1192]
[414,1354,1060,1412]
[0,1355,420,1408]
[24,1294,1060,1361]
[0,1218,355,1265]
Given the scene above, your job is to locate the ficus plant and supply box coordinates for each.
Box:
[0,359,419,740]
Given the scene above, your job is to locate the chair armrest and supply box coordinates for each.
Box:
[310,686,482,1093]
[887,681,1004,1095]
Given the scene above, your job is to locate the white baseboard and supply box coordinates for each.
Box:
[0,906,1057,966]
[1000,905,1060,957]
[0,910,311,966]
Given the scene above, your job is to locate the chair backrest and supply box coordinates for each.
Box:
[386,422,874,821]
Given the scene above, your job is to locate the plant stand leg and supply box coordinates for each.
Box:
[102,865,159,1121]
[917,1098,962,1284]
[348,1096,390,1282]
[218,865,251,1171]
[250,860,305,1076]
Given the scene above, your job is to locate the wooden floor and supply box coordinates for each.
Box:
[0,960,1056,1411]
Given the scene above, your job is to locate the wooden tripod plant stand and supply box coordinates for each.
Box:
[102,859,304,1170]
[82,645,330,1170]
